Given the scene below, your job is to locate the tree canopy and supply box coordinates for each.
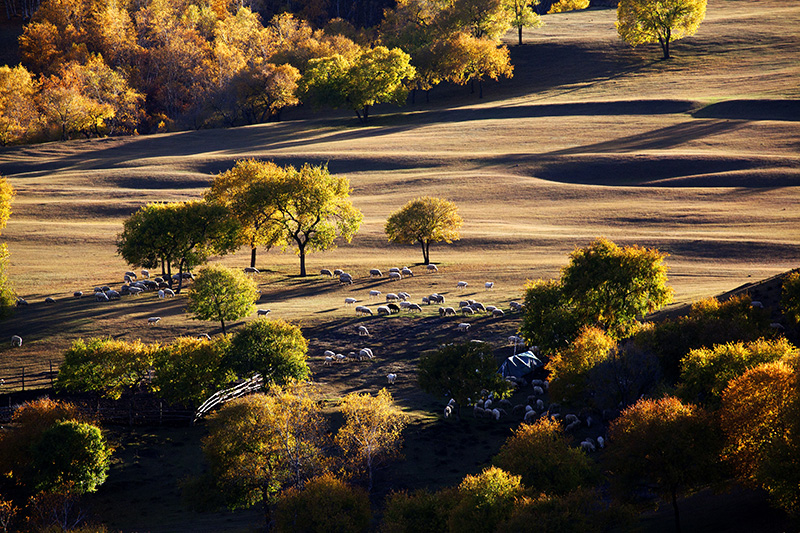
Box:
[226,319,310,383]
[385,196,463,265]
[0,177,14,318]
[616,0,707,59]
[188,264,259,334]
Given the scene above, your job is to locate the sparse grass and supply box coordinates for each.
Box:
[0,0,798,530]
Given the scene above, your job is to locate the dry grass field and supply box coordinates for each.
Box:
[0,0,799,530]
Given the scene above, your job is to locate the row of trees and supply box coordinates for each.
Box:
[0,176,14,317]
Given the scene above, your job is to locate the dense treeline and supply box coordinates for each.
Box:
[0,0,538,143]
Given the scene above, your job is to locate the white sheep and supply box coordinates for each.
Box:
[492,408,501,421]
[533,386,544,396]
[355,306,374,316]
[389,271,402,281]
[485,305,497,313]
[398,292,410,301]
[474,405,485,418]
[141,269,150,278]
[399,301,412,309]
[11,335,22,347]
[257,309,271,317]
[597,436,605,449]
[536,399,545,410]
[461,306,474,316]
[336,353,347,363]
[377,305,391,315]
[323,356,334,367]
[339,273,353,284]
[444,405,453,418]
[580,440,596,453]
[421,296,430,305]
[320,269,333,277]
[128,287,143,295]
[369,290,381,299]
[16,298,28,306]
[441,307,457,317]
[509,301,524,311]
[369,268,383,277]
[457,322,471,332]
[429,294,444,304]
[524,410,538,422]
[95,292,110,302]
[158,289,165,298]
[401,267,413,277]
[44,297,56,304]
[472,302,486,312]
[386,293,399,302]
[163,288,175,297]
[484,399,493,410]
[125,271,137,279]
[344,297,357,306]
[407,303,422,312]
[147,317,161,325]
[107,290,120,299]
[456,281,468,289]
[388,267,400,273]
[386,373,397,384]
[751,301,764,308]
[492,309,505,318]
[359,348,374,359]
[485,282,494,290]
[509,336,524,346]
[73,291,83,298]
[333,269,344,276]
[427,264,438,273]
[244,267,260,273]
[357,325,370,337]
[323,349,336,358]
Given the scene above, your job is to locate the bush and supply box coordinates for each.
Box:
[547,326,616,405]
[56,338,160,399]
[152,335,235,406]
[227,319,310,383]
[679,337,798,406]
[381,489,450,533]
[274,473,371,533]
[447,467,523,533]
[493,418,594,496]
[497,489,625,533]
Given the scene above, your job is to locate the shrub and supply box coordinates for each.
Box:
[493,418,594,495]
[152,335,235,406]
[227,319,309,383]
[274,473,371,533]
[448,467,523,533]
[679,337,798,406]
[381,489,450,533]
[497,489,621,533]
[547,326,616,404]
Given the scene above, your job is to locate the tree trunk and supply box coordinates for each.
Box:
[299,245,307,277]
[220,317,226,335]
[424,241,431,264]
[364,105,370,123]
[250,247,257,269]
[421,240,428,264]
[671,487,682,533]
[518,25,523,46]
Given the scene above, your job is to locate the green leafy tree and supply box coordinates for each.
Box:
[274,473,371,533]
[385,196,462,265]
[152,335,235,406]
[300,46,416,124]
[250,163,362,276]
[720,359,800,515]
[505,0,543,45]
[188,264,259,334]
[336,388,408,492]
[608,396,720,533]
[30,420,111,495]
[201,383,329,527]
[679,337,798,407]
[55,338,159,399]
[616,0,707,59]
[205,159,287,268]
[494,418,595,495]
[417,342,512,419]
[116,200,241,291]
[227,319,310,383]
[519,278,577,354]
[448,467,523,533]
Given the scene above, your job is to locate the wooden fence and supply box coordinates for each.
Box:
[0,362,58,392]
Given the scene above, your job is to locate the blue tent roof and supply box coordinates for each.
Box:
[499,351,543,379]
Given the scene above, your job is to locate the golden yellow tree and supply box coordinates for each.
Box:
[0,65,38,146]
[548,0,589,14]
[0,177,15,317]
[385,196,462,265]
[616,0,707,59]
[335,388,408,492]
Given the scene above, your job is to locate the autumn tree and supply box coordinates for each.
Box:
[0,65,38,145]
[152,336,235,406]
[38,67,114,141]
[227,319,310,383]
[679,337,798,407]
[519,278,577,354]
[616,0,707,59]
[448,467,523,533]
[385,197,462,265]
[245,163,362,277]
[336,388,408,492]
[494,418,594,495]
[505,0,543,45]
[274,473,371,533]
[780,271,800,325]
[546,326,616,404]
[116,201,241,291]
[202,384,330,528]
[446,0,514,40]
[417,342,512,419]
[0,177,14,319]
[441,33,513,98]
[720,360,800,515]
[300,46,416,124]
[18,0,95,74]
[608,397,720,533]
[548,0,589,14]
[188,265,259,334]
[205,159,286,268]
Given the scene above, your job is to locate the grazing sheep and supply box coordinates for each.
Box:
[344,297,357,306]
[386,293,400,302]
[536,399,545,411]
[357,325,370,337]
[336,353,346,363]
[147,317,161,325]
[492,408,501,421]
[401,267,413,277]
[387,303,400,313]
[257,309,271,317]
[369,268,383,277]
[492,309,505,318]
[369,290,381,299]
[524,410,538,422]
[407,303,422,312]
[11,335,22,347]
[45,297,56,304]
[158,289,165,298]
[461,306,475,316]
[751,301,764,308]
[141,270,150,278]
[444,405,453,418]
[389,267,400,273]
[443,307,457,316]
[485,282,494,290]
[355,306,374,316]
[597,436,605,448]
[421,296,430,305]
[359,348,374,359]
[456,281,468,289]
[128,287,143,295]
[244,267,260,274]
[73,291,83,298]
[458,300,470,308]
[333,269,344,276]
[533,386,544,396]
[565,420,581,432]
[377,305,391,315]
[339,273,353,284]
[323,350,336,358]
[163,288,175,297]
[399,301,412,309]
[323,356,334,367]
[457,322,471,332]
[123,275,132,283]
[509,335,524,346]
[389,271,402,281]
[474,405,486,418]
[509,301,524,311]
[101,286,111,292]
[95,292,110,302]
[429,294,445,304]
[398,292,411,301]
[154,277,164,283]
[484,399,493,410]
[387,373,397,384]
[472,302,486,312]
[106,290,120,299]
[485,305,497,313]
[320,269,333,277]
[580,440,596,453]
[427,264,438,273]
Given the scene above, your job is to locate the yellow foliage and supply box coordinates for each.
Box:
[548,0,589,14]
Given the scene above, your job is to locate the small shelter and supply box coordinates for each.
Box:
[498,351,543,381]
